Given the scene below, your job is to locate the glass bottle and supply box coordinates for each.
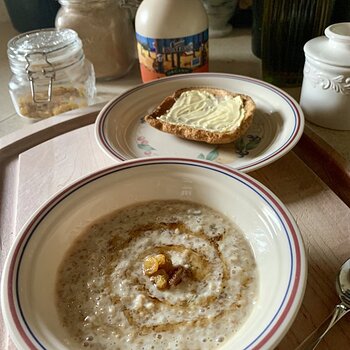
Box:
[251,0,263,58]
[261,0,335,87]
[8,28,95,120]
[55,0,136,81]
[4,0,60,33]
[135,0,209,82]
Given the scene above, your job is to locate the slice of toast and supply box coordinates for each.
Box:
[144,87,256,144]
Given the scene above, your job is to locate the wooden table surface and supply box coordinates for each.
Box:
[0,106,349,350]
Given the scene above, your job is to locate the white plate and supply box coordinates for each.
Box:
[1,158,307,350]
[95,73,304,172]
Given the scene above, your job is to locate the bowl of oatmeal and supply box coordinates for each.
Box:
[1,158,307,350]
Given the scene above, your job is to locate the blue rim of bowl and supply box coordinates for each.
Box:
[95,73,304,173]
[4,157,305,349]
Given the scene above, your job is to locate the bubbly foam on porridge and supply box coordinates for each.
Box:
[56,200,257,349]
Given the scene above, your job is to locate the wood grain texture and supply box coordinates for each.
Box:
[16,125,115,232]
[0,156,19,350]
[0,120,349,349]
[252,152,350,349]
[0,104,104,159]
[294,125,350,207]
[0,106,106,350]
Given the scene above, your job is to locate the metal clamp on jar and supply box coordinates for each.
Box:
[7,28,96,120]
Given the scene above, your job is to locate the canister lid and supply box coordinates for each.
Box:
[304,22,350,67]
[7,28,84,74]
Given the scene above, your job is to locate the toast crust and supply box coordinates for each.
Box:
[144,87,256,144]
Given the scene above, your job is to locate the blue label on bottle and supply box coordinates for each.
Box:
[136,30,209,82]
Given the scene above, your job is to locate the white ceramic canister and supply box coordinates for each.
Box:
[202,0,238,38]
[300,22,350,130]
[135,0,209,82]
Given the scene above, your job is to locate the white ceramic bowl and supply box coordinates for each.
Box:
[1,158,307,350]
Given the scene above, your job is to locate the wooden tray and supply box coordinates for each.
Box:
[1,106,349,350]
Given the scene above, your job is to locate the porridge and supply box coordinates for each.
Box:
[56,200,258,349]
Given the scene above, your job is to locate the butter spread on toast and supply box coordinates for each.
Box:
[157,90,245,133]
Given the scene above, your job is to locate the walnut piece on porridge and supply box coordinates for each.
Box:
[168,266,185,286]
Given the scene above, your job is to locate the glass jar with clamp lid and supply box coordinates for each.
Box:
[7,28,95,120]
